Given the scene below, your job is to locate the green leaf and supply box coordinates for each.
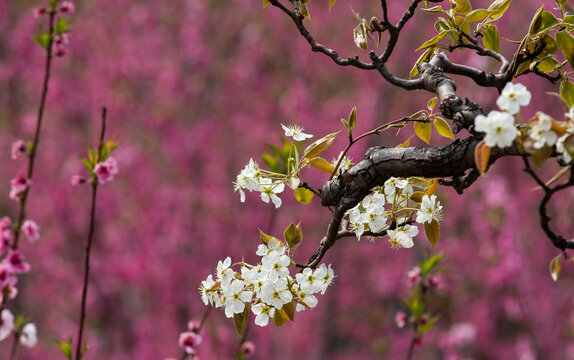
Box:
[474,140,490,174]
[482,24,500,52]
[463,9,492,24]
[56,338,74,360]
[273,306,290,326]
[284,222,302,249]
[560,80,574,107]
[303,132,339,159]
[487,0,512,19]
[283,301,295,321]
[298,1,310,19]
[410,47,435,78]
[529,7,559,35]
[414,120,431,144]
[329,0,336,10]
[549,254,563,282]
[562,14,574,28]
[427,97,438,111]
[294,187,314,204]
[421,5,444,13]
[308,157,334,174]
[424,220,440,248]
[419,253,444,276]
[348,107,357,129]
[259,229,280,245]
[397,135,414,148]
[433,117,455,140]
[415,31,448,52]
[233,305,250,336]
[556,30,574,70]
[533,56,560,72]
[451,0,472,16]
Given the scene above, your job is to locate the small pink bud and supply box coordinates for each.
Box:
[9,176,31,202]
[70,175,85,186]
[395,311,408,329]
[54,44,67,57]
[59,1,75,13]
[11,140,26,160]
[178,331,201,354]
[33,8,46,18]
[241,341,255,357]
[407,266,421,288]
[187,320,201,332]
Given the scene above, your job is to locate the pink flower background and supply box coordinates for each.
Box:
[1,0,574,359]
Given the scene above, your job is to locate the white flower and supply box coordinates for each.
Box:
[331,152,353,175]
[252,303,275,327]
[496,82,531,114]
[261,251,290,282]
[281,124,313,141]
[387,225,419,249]
[384,177,409,199]
[556,133,573,163]
[199,274,217,306]
[216,257,234,286]
[233,159,261,202]
[348,206,366,239]
[260,278,293,309]
[319,264,335,294]
[256,237,284,257]
[259,178,284,208]
[0,309,14,341]
[530,113,557,149]
[475,110,518,148]
[295,288,318,312]
[295,267,323,294]
[416,195,443,224]
[19,323,37,348]
[223,279,252,315]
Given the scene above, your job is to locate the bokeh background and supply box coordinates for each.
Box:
[1,0,574,359]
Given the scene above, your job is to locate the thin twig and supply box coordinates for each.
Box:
[75,108,107,360]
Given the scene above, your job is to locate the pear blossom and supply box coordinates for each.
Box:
[317,263,335,294]
[223,279,252,315]
[295,287,318,312]
[295,267,323,293]
[530,113,557,149]
[260,277,292,309]
[348,206,366,239]
[234,158,261,202]
[416,195,443,224]
[496,82,531,114]
[199,274,217,306]
[259,178,284,208]
[556,133,574,163]
[281,124,313,141]
[256,237,284,257]
[216,257,234,286]
[261,251,290,281]
[0,309,14,341]
[251,303,275,326]
[19,323,37,348]
[388,225,419,249]
[474,110,518,148]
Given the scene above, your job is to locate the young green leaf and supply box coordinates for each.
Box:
[294,187,314,204]
[463,9,492,24]
[529,8,559,35]
[308,157,334,174]
[414,120,432,144]
[556,30,574,70]
[273,306,290,326]
[303,132,339,159]
[348,107,357,129]
[416,31,448,52]
[561,81,574,110]
[487,0,513,19]
[549,254,563,282]
[427,97,438,111]
[433,117,455,140]
[424,220,440,248]
[284,222,303,249]
[482,24,500,52]
[233,305,250,336]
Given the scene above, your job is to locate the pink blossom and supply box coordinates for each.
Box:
[241,341,255,357]
[59,1,75,13]
[395,311,408,329]
[9,175,31,201]
[407,266,421,288]
[11,140,26,160]
[0,309,14,341]
[54,44,67,57]
[21,220,40,243]
[0,217,13,253]
[0,264,17,288]
[94,157,119,184]
[178,331,201,354]
[4,251,31,274]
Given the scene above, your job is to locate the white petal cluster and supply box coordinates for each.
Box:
[388,224,419,249]
[475,110,518,148]
[281,124,313,141]
[556,132,574,163]
[530,113,557,149]
[496,82,531,115]
[416,195,443,224]
[233,159,285,208]
[200,237,335,327]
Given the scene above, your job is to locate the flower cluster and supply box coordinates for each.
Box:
[33,0,75,57]
[475,82,531,148]
[345,177,443,248]
[200,236,334,328]
[233,159,285,208]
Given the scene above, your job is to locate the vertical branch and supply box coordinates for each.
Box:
[75,108,107,360]
[13,9,57,249]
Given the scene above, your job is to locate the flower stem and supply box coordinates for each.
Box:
[13,9,57,249]
[75,108,107,360]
